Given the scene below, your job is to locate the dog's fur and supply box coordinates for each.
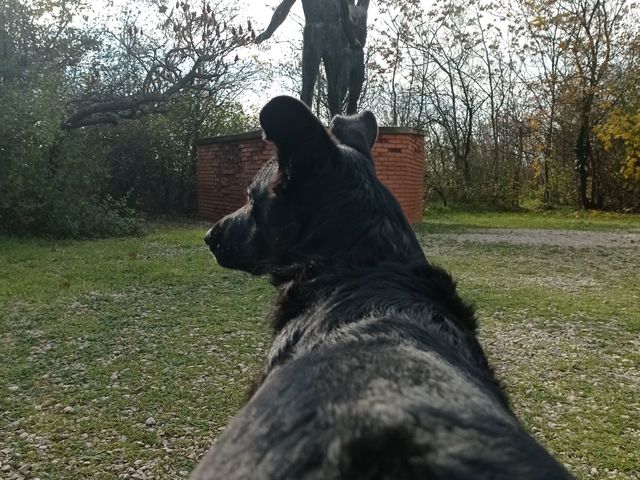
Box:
[194,96,572,479]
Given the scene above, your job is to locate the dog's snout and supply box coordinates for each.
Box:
[204,224,221,247]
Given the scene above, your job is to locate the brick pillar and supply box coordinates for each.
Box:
[373,128,426,225]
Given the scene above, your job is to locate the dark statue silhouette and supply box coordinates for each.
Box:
[255,0,370,116]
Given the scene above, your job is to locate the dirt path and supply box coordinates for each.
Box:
[427,228,640,248]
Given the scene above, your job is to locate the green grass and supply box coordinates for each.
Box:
[1,224,273,478]
[421,206,640,232]
[1,212,639,479]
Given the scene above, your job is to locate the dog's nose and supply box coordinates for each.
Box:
[204,224,222,247]
[204,227,214,246]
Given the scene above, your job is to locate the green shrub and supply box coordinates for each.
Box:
[0,81,141,238]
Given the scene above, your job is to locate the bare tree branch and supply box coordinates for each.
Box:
[62,0,255,130]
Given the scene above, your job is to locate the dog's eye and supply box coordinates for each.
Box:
[249,197,260,218]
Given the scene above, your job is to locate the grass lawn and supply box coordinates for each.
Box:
[421,206,640,232]
[1,210,639,479]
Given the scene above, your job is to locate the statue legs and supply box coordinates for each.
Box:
[323,50,348,118]
[300,24,362,117]
[346,47,365,115]
[301,25,322,108]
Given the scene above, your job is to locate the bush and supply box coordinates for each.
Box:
[0,83,142,238]
[43,195,142,238]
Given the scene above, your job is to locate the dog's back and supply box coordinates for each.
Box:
[196,97,572,479]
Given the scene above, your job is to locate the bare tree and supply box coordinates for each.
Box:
[508,0,571,206]
[63,0,256,129]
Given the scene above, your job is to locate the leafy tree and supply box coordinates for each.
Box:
[1,0,257,237]
[595,37,640,209]
[561,0,631,209]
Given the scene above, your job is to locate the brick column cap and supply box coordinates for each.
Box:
[198,130,263,146]
[197,126,426,147]
[378,127,426,136]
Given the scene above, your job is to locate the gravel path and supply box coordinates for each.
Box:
[428,228,640,248]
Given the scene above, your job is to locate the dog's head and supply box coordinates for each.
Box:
[204,96,424,277]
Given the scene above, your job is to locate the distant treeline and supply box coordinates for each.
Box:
[361,0,640,212]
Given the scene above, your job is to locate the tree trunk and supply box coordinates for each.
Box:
[542,160,550,206]
[575,119,591,210]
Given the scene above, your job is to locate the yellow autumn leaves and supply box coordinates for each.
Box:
[596,110,640,183]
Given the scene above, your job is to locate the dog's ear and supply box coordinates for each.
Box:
[260,96,336,171]
[330,110,378,155]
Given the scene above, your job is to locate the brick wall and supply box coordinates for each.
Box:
[197,127,425,225]
[372,129,425,224]
[197,132,274,223]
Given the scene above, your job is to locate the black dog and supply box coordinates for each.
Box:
[195,96,572,479]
